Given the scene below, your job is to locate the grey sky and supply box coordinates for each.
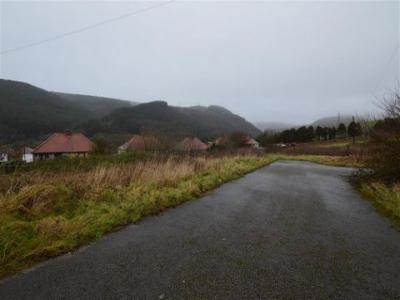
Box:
[1,1,399,124]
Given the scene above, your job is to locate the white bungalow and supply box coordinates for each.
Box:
[0,152,8,163]
[22,147,34,163]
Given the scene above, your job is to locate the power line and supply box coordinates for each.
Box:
[1,0,175,55]
[371,43,400,96]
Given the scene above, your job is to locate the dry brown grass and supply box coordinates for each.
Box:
[357,182,400,228]
[0,156,218,198]
[277,139,368,158]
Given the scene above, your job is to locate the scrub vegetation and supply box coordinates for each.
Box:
[357,182,400,228]
[276,154,364,168]
[352,91,400,229]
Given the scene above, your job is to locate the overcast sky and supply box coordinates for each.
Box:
[1,1,399,124]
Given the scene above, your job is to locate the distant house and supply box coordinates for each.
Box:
[214,135,230,147]
[0,145,10,163]
[244,136,260,149]
[118,135,160,154]
[22,147,34,163]
[214,134,260,149]
[0,152,8,163]
[175,137,208,151]
[33,131,94,160]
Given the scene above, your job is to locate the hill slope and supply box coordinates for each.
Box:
[0,80,260,143]
[181,105,261,137]
[311,115,354,127]
[55,93,136,118]
[254,122,297,132]
[83,101,261,140]
[0,80,91,141]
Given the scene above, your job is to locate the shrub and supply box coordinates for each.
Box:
[366,117,400,182]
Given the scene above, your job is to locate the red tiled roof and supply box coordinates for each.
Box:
[34,132,94,154]
[216,134,257,146]
[119,135,160,151]
[176,137,208,151]
[215,135,230,146]
[244,136,258,145]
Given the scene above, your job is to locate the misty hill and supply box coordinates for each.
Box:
[181,105,261,137]
[83,101,261,140]
[56,92,136,118]
[0,79,260,143]
[254,122,297,132]
[311,115,354,127]
[0,79,91,141]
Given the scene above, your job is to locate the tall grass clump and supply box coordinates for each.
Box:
[0,152,150,175]
[358,182,400,227]
[0,154,273,278]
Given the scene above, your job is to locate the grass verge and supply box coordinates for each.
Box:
[271,154,364,168]
[355,181,400,229]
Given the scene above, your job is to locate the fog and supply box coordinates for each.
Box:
[1,1,399,124]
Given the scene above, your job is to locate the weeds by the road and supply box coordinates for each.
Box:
[355,181,400,229]
[275,154,364,168]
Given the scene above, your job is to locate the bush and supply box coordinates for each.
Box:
[357,90,400,183]
[365,118,400,182]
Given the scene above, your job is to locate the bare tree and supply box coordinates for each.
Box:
[379,89,400,119]
[367,88,400,182]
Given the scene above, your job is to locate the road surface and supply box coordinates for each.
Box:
[1,161,400,299]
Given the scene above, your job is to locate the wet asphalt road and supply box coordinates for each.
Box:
[1,161,400,300]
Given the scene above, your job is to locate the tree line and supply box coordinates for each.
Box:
[258,119,363,145]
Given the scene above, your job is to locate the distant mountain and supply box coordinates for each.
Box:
[311,115,354,127]
[254,122,297,132]
[0,79,90,141]
[0,79,260,143]
[82,101,261,140]
[55,92,136,118]
[181,105,261,138]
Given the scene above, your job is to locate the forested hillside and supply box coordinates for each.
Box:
[312,115,354,127]
[56,92,136,118]
[0,80,90,141]
[254,122,297,132]
[0,80,260,144]
[82,101,261,140]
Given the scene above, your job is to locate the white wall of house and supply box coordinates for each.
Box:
[22,153,34,163]
[0,153,8,163]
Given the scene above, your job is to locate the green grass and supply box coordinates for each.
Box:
[315,138,367,149]
[0,152,150,174]
[272,154,364,168]
[356,182,400,228]
[317,141,350,148]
